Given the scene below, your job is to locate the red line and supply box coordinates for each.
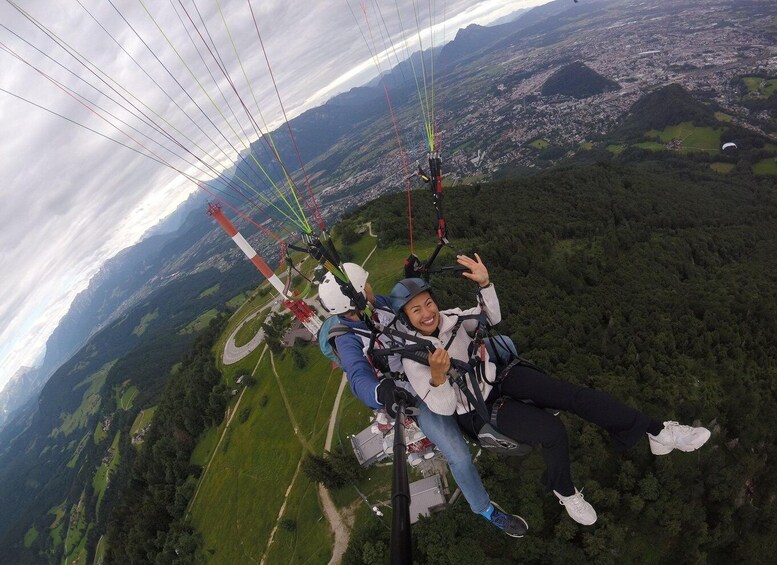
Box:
[359,1,414,253]
[2,41,289,246]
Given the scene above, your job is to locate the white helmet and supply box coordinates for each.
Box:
[318,263,369,315]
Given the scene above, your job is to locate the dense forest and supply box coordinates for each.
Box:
[105,314,230,564]
[335,158,777,563]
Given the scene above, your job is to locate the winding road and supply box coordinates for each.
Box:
[222,298,281,365]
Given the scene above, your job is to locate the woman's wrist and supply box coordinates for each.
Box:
[430,373,445,386]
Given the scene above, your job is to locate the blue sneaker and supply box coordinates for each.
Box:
[488,502,528,537]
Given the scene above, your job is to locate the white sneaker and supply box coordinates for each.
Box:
[648,421,711,455]
[554,488,597,525]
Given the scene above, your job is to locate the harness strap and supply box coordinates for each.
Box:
[447,360,490,423]
[490,396,508,429]
[496,358,522,383]
[335,324,402,379]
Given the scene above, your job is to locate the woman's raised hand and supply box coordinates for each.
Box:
[457,253,490,287]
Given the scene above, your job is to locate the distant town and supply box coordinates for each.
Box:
[315,0,777,219]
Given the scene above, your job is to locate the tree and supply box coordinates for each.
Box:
[301,448,362,489]
[301,453,340,489]
[262,313,291,355]
[291,348,307,370]
[279,518,296,532]
[328,446,363,484]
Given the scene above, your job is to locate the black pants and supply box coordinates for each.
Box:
[458,362,663,496]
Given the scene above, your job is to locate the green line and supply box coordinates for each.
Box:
[229,167,310,230]
[410,0,434,152]
[138,0,310,231]
[429,0,436,151]
[214,0,311,232]
[395,2,433,151]
[17,0,240,189]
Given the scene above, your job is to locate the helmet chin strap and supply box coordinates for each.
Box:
[342,310,362,322]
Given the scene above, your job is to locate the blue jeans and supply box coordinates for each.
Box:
[414,399,490,514]
[412,336,517,514]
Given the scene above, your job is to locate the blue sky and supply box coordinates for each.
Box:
[0,0,552,391]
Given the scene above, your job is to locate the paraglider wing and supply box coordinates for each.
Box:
[721,142,738,151]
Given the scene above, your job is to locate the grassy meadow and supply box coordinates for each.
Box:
[644,121,724,152]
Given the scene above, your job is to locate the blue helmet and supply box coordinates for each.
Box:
[389,278,432,315]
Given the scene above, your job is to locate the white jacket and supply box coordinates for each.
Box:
[401,284,501,415]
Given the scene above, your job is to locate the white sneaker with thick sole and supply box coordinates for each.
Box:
[648,421,711,455]
[554,488,597,525]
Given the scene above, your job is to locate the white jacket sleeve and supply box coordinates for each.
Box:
[479,283,501,326]
[402,357,458,415]
[452,284,502,335]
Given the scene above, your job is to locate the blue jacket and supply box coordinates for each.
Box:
[334,295,400,410]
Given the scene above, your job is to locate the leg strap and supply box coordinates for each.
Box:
[478,396,533,457]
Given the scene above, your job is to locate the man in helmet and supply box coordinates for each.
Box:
[318,263,528,537]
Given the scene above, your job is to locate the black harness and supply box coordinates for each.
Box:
[370,313,538,456]
[331,302,553,457]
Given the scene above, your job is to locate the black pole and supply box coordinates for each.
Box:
[390,399,412,564]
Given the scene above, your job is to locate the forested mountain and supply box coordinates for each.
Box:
[0,225,261,562]
[613,84,720,141]
[436,13,532,66]
[541,61,621,99]
[0,190,212,435]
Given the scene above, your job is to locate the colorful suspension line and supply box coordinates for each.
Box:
[168,0,312,231]
[1,26,296,238]
[0,30,291,246]
[356,1,462,279]
[208,0,316,233]
[12,0,280,223]
[9,0,324,247]
[177,0,324,235]
[135,0,312,234]
[247,0,326,232]
[4,0,346,302]
[354,0,417,254]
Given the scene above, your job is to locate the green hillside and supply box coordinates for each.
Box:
[0,258,262,563]
[617,84,719,138]
[183,223,439,563]
[599,84,777,174]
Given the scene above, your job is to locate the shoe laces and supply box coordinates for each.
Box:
[559,489,587,510]
[490,508,510,529]
[664,421,695,435]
